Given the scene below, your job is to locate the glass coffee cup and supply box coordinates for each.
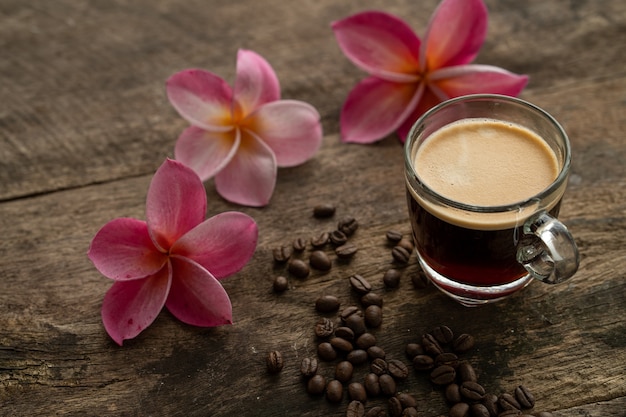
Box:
[404,94,580,306]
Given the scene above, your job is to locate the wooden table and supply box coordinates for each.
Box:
[1,0,624,416]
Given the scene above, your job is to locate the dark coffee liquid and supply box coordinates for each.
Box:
[407,192,561,286]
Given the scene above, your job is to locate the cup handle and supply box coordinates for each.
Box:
[516,211,580,284]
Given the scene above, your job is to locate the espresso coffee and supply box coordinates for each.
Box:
[408,119,561,287]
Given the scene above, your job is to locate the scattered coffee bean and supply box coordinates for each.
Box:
[385,230,403,243]
[326,379,344,403]
[367,346,386,360]
[396,238,414,252]
[411,271,430,288]
[346,400,365,417]
[307,374,326,395]
[330,336,354,353]
[364,305,383,328]
[300,357,318,378]
[498,411,522,417]
[453,333,475,353]
[356,332,377,350]
[460,381,486,401]
[340,305,361,321]
[422,333,444,356]
[483,393,499,416]
[514,385,535,409]
[499,392,521,411]
[405,343,424,359]
[315,295,340,313]
[330,229,349,246]
[387,359,409,380]
[413,354,435,371]
[347,349,369,365]
[430,365,456,385]
[272,245,292,263]
[364,372,381,397]
[370,358,388,375]
[457,361,477,382]
[383,268,402,288]
[345,313,367,335]
[388,396,403,417]
[338,216,359,236]
[314,317,334,338]
[449,402,470,417]
[335,360,355,382]
[402,407,418,417]
[348,382,368,403]
[391,245,411,264]
[310,250,332,271]
[432,325,454,345]
[317,342,337,361]
[266,350,284,374]
[288,259,310,278]
[292,237,307,252]
[311,232,330,248]
[470,403,490,417]
[365,406,385,417]
[336,242,359,258]
[272,276,288,292]
[313,203,336,218]
[397,393,417,409]
[350,274,372,294]
[378,374,397,396]
[435,352,459,368]
[335,326,355,340]
[360,292,383,308]
[445,383,462,403]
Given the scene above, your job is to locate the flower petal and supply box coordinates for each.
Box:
[429,64,529,97]
[166,69,234,132]
[234,49,281,116]
[174,126,239,182]
[421,0,488,70]
[101,264,171,345]
[246,100,322,167]
[340,76,424,144]
[214,130,277,207]
[166,257,232,327]
[396,88,442,143]
[172,211,258,280]
[146,159,207,250]
[88,218,166,281]
[332,11,421,82]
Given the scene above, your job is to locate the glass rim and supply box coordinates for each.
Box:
[404,94,572,213]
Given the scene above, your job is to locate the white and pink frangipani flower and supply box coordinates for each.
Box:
[166,49,323,207]
[332,0,529,144]
[87,159,258,345]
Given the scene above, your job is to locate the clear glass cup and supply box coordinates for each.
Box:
[404,94,580,306]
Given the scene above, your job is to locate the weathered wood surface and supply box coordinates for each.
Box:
[1,0,625,416]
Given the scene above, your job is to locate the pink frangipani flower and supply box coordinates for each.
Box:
[166,49,323,207]
[332,0,529,143]
[88,158,258,345]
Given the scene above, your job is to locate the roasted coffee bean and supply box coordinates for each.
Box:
[272,245,292,263]
[514,385,535,409]
[330,336,353,352]
[402,407,418,417]
[326,379,343,403]
[317,342,337,361]
[335,360,354,382]
[315,317,334,338]
[300,357,318,378]
[313,203,336,218]
[457,361,477,382]
[307,374,326,395]
[370,358,388,375]
[405,343,424,359]
[364,305,383,328]
[347,349,369,365]
[453,333,475,353]
[341,306,361,321]
[498,393,521,411]
[348,382,368,403]
[388,396,403,417]
[336,242,359,258]
[449,402,470,417]
[391,245,411,264]
[470,403,491,417]
[430,365,456,385]
[422,333,444,356]
[412,354,435,371]
[346,400,365,417]
[345,313,367,335]
[365,406,386,417]
[498,411,521,417]
[383,268,402,288]
[460,381,486,401]
[272,276,288,292]
[387,359,409,380]
[338,216,359,236]
[361,292,383,308]
[397,393,418,409]
[364,373,381,397]
[435,352,459,368]
[367,345,386,360]
[311,232,330,248]
[330,229,349,246]
[396,238,414,253]
[350,274,372,294]
[292,237,307,252]
[315,295,340,313]
[378,374,397,396]
[266,350,284,374]
[411,271,430,289]
[356,333,377,350]
[310,250,332,271]
[431,325,454,345]
[335,326,355,340]
[386,230,403,243]
[483,393,499,416]
[445,383,462,403]
[288,259,310,278]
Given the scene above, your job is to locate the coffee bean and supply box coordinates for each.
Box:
[470,403,491,417]
[356,333,377,350]
[317,342,337,361]
[326,379,343,403]
[348,382,368,403]
[336,242,359,258]
[386,230,403,243]
[313,203,336,218]
[345,313,367,335]
[307,374,326,395]
[483,393,499,416]
[498,411,521,417]
[315,317,335,338]
[445,383,462,403]
[340,305,361,321]
[422,333,444,356]
[411,271,430,289]
[430,365,456,385]
[405,343,424,359]
[370,358,388,375]
[335,360,354,382]
[300,357,318,378]
[449,402,470,417]
[457,361,477,382]
[330,336,354,353]
[396,393,417,409]
[350,274,372,294]
[498,393,521,411]
[460,381,486,401]
[431,325,454,345]
[346,400,365,417]
[330,229,349,246]
[347,349,369,365]
[315,295,340,313]
[364,305,383,328]
[266,350,284,374]
[365,406,386,417]
[360,292,383,308]
[335,326,355,340]
[310,250,332,271]
[288,259,310,278]
[402,407,418,417]
[338,216,359,236]
[412,354,435,371]
[311,232,330,248]
[435,352,459,368]
[514,385,535,409]
[388,396,403,417]
[378,374,396,396]
[364,373,381,397]
[272,276,288,292]
[272,245,292,263]
[387,359,409,380]
[453,333,475,353]
[367,345,386,360]
[391,245,411,264]
[383,268,402,288]
[396,238,414,253]
[292,237,307,252]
